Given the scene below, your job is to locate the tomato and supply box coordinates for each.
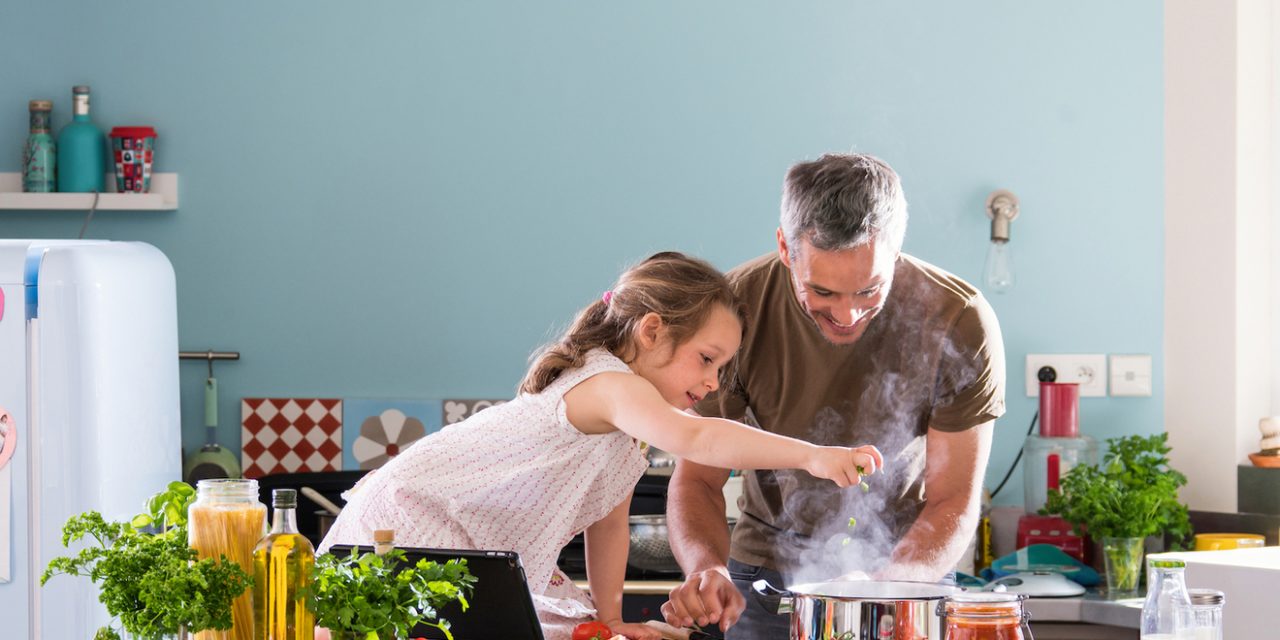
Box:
[572,621,613,640]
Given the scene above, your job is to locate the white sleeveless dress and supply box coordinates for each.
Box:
[319,348,651,640]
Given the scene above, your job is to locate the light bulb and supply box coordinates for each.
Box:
[984,240,1014,293]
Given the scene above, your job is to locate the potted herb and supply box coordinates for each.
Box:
[309,548,477,640]
[41,482,253,640]
[1041,433,1193,595]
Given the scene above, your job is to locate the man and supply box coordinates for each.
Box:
[662,153,1005,638]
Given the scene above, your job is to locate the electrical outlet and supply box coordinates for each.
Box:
[1024,354,1108,397]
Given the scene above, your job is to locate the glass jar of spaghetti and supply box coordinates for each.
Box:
[189,479,267,640]
[939,592,1033,640]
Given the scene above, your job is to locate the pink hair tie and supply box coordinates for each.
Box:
[602,290,614,305]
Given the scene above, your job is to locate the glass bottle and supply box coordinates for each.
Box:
[1140,559,1193,639]
[939,592,1033,640]
[22,100,56,192]
[1184,589,1224,640]
[254,489,315,640]
[373,529,395,556]
[189,479,268,640]
[55,85,106,193]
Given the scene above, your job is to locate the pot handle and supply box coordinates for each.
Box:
[750,579,793,615]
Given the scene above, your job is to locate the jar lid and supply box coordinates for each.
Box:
[72,85,90,95]
[196,477,259,496]
[29,100,52,111]
[946,592,1026,604]
[1149,559,1186,569]
[939,592,1025,618]
[1189,589,1225,605]
[110,126,158,138]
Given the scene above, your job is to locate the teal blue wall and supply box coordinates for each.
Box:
[0,1,1163,506]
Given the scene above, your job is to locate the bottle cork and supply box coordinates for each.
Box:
[373,529,395,556]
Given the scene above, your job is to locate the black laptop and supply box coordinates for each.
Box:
[327,545,545,640]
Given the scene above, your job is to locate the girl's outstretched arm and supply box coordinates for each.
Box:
[564,372,883,485]
[584,497,662,640]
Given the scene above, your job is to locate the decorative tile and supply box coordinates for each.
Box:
[342,398,441,471]
[241,398,343,478]
[442,398,510,425]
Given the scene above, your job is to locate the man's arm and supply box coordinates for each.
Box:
[879,421,993,581]
[662,458,743,631]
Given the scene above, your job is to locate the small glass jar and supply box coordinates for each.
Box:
[939,592,1032,640]
[1184,588,1225,640]
[188,479,267,640]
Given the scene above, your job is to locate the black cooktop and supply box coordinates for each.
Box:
[255,469,682,581]
[559,473,683,581]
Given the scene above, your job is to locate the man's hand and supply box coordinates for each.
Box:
[661,567,744,632]
[832,569,870,582]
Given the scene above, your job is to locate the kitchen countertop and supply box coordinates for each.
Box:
[1024,592,1142,629]
[576,581,1142,629]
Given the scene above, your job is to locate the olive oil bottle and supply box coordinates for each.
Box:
[253,489,315,640]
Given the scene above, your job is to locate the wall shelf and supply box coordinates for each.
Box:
[0,172,179,211]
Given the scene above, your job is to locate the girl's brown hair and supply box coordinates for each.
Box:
[519,251,743,395]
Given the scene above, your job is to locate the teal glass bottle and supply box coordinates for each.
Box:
[22,100,56,192]
[56,86,106,193]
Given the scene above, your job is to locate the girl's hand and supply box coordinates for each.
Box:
[601,620,663,640]
[807,444,884,487]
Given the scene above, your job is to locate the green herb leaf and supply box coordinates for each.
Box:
[308,549,476,640]
[1039,433,1193,548]
[41,504,252,638]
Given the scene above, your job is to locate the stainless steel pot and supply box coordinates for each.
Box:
[752,579,962,640]
[316,510,337,541]
[628,515,737,573]
[628,514,678,572]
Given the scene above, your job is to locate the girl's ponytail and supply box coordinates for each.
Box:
[518,252,742,395]
[519,300,617,394]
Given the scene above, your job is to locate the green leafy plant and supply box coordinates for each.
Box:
[1041,433,1193,548]
[41,481,253,640]
[309,548,477,640]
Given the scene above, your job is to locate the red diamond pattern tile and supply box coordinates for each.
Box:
[241,398,343,478]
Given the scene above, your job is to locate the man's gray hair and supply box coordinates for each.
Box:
[780,153,908,253]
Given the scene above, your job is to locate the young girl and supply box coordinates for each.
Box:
[318,252,883,640]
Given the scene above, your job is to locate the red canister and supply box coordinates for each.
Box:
[109,126,157,193]
[1039,382,1080,438]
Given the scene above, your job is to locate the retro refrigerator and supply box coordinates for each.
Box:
[0,240,181,640]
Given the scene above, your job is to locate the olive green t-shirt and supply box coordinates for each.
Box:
[694,252,1006,573]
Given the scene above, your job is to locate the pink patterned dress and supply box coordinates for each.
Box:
[319,348,650,640]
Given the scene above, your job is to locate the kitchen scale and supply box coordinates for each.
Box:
[984,571,1086,597]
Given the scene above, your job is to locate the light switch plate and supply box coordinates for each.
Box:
[1109,354,1153,397]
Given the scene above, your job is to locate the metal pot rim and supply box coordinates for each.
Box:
[781,579,963,601]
